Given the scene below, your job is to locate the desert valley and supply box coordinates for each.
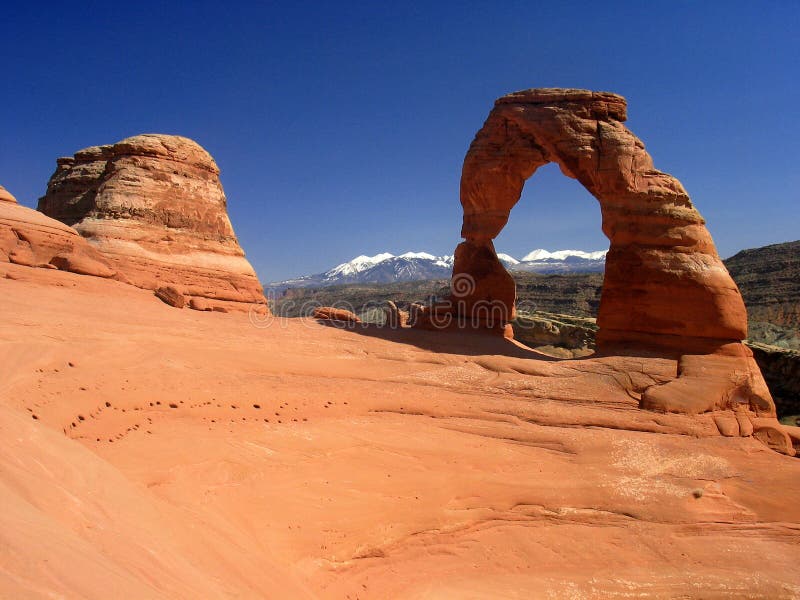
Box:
[2,82,800,600]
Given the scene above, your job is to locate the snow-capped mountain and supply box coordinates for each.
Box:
[514,248,607,273]
[266,249,607,291]
[323,253,396,279]
[521,249,607,262]
[268,252,457,291]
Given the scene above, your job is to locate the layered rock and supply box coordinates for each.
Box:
[454,88,745,345]
[155,285,187,309]
[446,88,790,451]
[0,185,116,278]
[38,134,266,311]
[725,240,800,337]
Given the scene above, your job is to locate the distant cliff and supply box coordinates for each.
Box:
[725,240,800,347]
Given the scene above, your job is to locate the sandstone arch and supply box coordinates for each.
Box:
[453,88,746,350]
[449,89,795,452]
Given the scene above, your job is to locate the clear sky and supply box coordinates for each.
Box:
[3,1,798,281]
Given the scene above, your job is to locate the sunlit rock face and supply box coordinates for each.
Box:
[38,134,266,312]
[1,183,116,278]
[0,185,18,204]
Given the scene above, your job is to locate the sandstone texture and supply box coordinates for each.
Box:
[446,88,788,449]
[37,134,267,311]
[0,185,116,278]
[1,269,798,598]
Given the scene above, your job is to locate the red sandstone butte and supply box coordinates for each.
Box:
[37,134,267,312]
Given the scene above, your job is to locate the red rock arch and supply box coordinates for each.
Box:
[453,88,747,350]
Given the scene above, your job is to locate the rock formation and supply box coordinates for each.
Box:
[38,134,267,312]
[155,285,186,309]
[383,300,410,328]
[453,89,745,345]
[1,185,116,278]
[5,269,800,597]
[313,306,362,323]
[446,88,791,452]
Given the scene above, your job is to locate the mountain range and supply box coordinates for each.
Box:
[266,249,608,291]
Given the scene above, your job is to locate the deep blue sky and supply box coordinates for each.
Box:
[3,1,798,281]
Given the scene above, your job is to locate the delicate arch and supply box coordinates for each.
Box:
[453,88,747,350]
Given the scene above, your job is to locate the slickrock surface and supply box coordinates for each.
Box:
[0,185,116,278]
[37,134,266,312]
[1,264,799,598]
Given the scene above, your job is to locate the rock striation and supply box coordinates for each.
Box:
[1,185,116,278]
[446,88,791,452]
[725,240,800,340]
[38,134,267,311]
[155,285,187,309]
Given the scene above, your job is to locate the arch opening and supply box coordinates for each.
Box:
[491,162,607,357]
[494,162,608,258]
